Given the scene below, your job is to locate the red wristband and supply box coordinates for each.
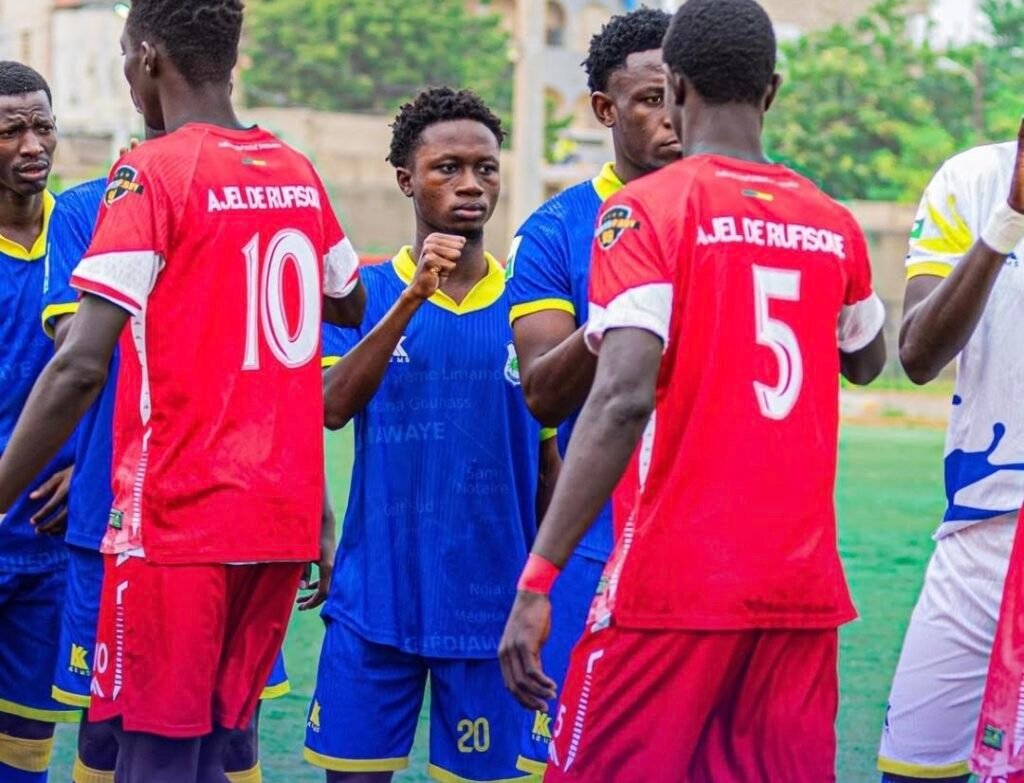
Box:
[517,553,561,595]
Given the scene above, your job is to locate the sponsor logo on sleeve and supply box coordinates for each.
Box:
[104,166,145,206]
[596,205,640,250]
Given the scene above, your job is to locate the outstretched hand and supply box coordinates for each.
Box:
[498,591,557,711]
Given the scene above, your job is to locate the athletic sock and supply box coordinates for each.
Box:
[72,756,114,783]
[225,762,262,783]
[0,731,52,782]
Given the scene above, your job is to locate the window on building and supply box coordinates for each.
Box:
[546,1,567,47]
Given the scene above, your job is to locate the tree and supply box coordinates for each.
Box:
[765,0,969,202]
[242,0,513,117]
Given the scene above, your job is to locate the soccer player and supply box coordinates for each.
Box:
[0,61,80,783]
[876,118,1024,783]
[503,7,676,773]
[43,171,300,783]
[0,1,364,782]
[499,0,887,780]
[304,87,543,783]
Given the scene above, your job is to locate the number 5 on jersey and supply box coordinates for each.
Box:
[242,229,321,370]
[752,265,803,420]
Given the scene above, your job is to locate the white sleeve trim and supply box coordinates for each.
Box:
[838,292,885,353]
[584,283,673,355]
[324,236,360,298]
[71,250,161,317]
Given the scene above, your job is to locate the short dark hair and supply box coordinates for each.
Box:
[127,0,244,87]
[0,62,51,106]
[387,87,505,169]
[662,0,776,106]
[583,7,672,93]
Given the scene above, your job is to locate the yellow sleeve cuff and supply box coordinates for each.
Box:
[41,302,79,339]
[509,298,576,326]
[906,261,954,280]
[322,356,341,369]
[540,427,558,442]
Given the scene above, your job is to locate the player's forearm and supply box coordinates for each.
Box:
[323,290,422,430]
[322,280,367,327]
[533,382,651,566]
[840,329,887,386]
[521,328,597,427]
[0,353,106,511]
[899,243,1006,384]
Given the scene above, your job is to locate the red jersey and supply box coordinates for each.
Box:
[585,155,885,630]
[71,124,360,564]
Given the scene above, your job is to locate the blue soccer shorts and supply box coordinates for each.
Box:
[305,617,532,782]
[54,546,290,709]
[516,551,606,775]
[0,567,80,723]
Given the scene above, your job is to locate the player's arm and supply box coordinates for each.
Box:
[324,233,462,429]
[0,295,125,512]
[322,279,366,328]
[298,479,336,611]
[535,430,561,522]
[900,119,1024,384]
[840,330,886,385]
[500,326,661,709]
[514,314,596,428]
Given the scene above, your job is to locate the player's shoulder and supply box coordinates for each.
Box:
[56,177,106,216]
[518,178,600,236]
[928,141,1015,195]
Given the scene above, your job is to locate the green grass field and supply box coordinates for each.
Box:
[49,423,947,782]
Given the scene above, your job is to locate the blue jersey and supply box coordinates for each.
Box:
[505,162,623,561]
[322,249,540,658]
[0,190,75,573]
[41,178,111,551]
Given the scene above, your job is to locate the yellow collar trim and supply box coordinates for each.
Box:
[591,162,625,202]
[0,190,55,261]
[392,245,505,315]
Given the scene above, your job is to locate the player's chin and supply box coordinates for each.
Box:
[11,174,50,195]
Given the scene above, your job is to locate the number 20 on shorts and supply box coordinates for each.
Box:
[752,264,803,420]
[457,717,491,753]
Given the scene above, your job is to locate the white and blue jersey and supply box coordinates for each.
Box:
[905,143,1024,537]
[321,248,541,658]
[42,178,111,551]
[0,190,74,574]
[505,162,623,562]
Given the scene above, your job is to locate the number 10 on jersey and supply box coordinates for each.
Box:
[242,229,321,370]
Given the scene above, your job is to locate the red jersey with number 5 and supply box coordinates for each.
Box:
[584,154,885,630]
[70,124,360,564]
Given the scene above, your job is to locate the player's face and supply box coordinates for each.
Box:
[0,91,56,197]
[599,49,681,174]
[400,119,501,239]
[120,27,163,131]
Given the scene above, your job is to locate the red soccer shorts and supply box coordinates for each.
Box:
[545,620,839,783]
[89,554,303,738]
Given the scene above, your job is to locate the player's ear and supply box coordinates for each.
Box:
[763,74,782,113]
[140,41,158,77]
[395,167,414,198]
[591,92,615,129]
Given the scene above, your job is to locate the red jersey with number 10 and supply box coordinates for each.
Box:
[585,155,885,630]
[71,124,360,564]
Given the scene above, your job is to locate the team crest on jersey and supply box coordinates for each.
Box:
[504,343,521,386]
[104,166,144,206]
[596,206,639,250]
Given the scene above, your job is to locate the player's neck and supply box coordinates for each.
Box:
[158,82,247,134]
[0,189,44,251]
[682,105,769,164]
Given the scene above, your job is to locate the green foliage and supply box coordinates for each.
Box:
[242,0,513,117]
[766,0,1024,202]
